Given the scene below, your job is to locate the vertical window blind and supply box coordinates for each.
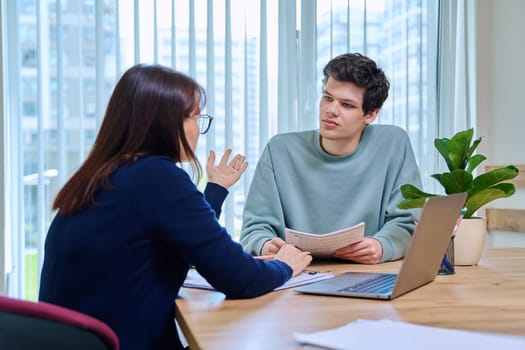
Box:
[2,0,438,299]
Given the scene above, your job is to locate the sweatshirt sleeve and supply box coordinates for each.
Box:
[372,130,422,262]
[239,144,287,255]
[135,158,292,298]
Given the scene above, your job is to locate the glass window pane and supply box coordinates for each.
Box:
[6,0,436,299]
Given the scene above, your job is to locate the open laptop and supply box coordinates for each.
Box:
[294,192,467,300]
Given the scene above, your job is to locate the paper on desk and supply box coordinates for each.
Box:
[293,319,525,350]
[183,269,334,291]
[285,222,365,258]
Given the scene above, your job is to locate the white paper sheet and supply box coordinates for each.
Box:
[285,222,365,257]
[183,269,334,291]
[293,319,525,350]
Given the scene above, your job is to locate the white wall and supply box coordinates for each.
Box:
[477,0,525,247]
[0,0,6,294]
[477,0,525,163]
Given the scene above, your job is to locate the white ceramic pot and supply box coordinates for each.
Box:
[453,217,487,265]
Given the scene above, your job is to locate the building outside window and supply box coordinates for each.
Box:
[3,0,435,300]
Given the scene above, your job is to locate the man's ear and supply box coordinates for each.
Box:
[364,109,380,124]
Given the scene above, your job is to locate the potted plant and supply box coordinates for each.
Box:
[397,128,519,265]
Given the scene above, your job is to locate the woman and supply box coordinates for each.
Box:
[39,64,312,350]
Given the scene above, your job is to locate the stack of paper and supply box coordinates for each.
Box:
[293,319,525,350]
[183,269,334,291]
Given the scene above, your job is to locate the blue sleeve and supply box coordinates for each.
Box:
[203,182,228,219]
[134,158,292,298]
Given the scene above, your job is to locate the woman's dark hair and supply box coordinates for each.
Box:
[53,64,205,214]
[322,52,390,115]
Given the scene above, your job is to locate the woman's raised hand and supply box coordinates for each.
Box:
[206,149,248,189]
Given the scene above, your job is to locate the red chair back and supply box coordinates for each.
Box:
[0,295,119,350]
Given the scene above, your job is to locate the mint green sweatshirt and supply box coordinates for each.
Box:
[240,124,422,262]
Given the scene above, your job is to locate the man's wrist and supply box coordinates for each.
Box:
[259,239,271,255]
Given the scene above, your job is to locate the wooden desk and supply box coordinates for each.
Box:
[175,248,525,349]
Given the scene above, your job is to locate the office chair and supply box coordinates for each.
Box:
[0,294,119,350]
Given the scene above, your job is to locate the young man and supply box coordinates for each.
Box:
[240,53,422,264]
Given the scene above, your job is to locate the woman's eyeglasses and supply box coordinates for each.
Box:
[197,114,214,134]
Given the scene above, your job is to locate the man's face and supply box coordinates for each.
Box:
[319,77,378,149]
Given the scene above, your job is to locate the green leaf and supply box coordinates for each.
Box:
[466,154,486,173]
[397,184,437,209]
[430,173,445,188]
[465,136,484,163]
[397,197,428,209]
[439,170,473,194]
[464,184,516,218]
[470,165,519,196]
[434,138,453,171]
[446,128,473,170]
[399,184,436,199]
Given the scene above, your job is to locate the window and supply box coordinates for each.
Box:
[2,0,437,300]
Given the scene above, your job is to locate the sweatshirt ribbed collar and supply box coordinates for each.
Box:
[312,124,372,162]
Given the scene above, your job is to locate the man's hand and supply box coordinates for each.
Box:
[206,149,248,189]
[334,237,383,264]
[260,237,286,256]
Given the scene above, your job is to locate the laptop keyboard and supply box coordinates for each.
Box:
[337,274,397,294]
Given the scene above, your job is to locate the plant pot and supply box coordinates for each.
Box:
[453,217,487,265]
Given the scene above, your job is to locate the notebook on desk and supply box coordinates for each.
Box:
[294,193,467,300]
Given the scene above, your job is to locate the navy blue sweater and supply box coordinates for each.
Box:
[39,156,292,350]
